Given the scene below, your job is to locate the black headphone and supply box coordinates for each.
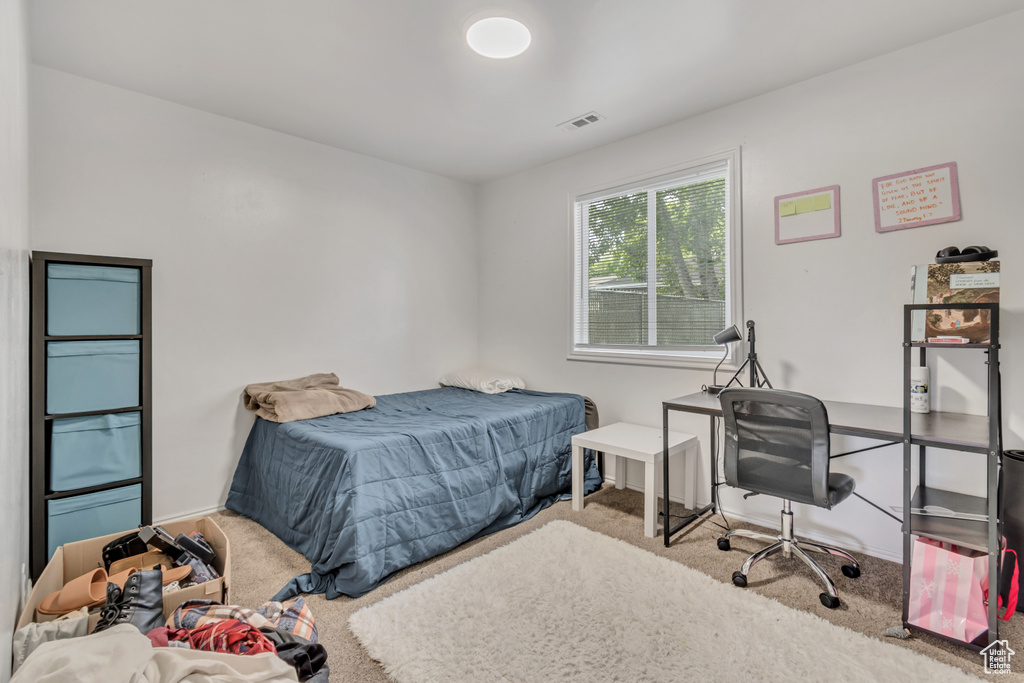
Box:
[935,245,998,264]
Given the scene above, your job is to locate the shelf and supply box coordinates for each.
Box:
[905,517,989,553]
[44,405,143,420]
[907,411,992,453]
[901,486,991,552]
[30,251,153,579]
[910,342,992,350]
[911,485,988,520]
[901,302,1001,647]
[44,334,143,342]
[45,477,145,500]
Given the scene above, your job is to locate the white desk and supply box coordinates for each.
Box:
[572,422,699,537]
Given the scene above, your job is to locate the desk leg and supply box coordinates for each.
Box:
[663,406,716,547]
[710,415,718,516]
[613,454,624,490]
[645,461,657,538]
[572,444,584,512]
[663,404,671,547]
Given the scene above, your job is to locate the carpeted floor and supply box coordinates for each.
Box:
[211,485,1023,681]
[349,521,979,682]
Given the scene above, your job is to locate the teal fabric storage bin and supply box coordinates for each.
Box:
[47,484,141,557]
[46,340,140,414]
[47,264,141,336]
[50,412,141,492]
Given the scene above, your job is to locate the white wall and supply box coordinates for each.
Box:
[0,0,31,679]
[478,13,1024,561]
[30,67,480,520]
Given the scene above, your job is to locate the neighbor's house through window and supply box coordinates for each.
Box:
[570,149,742,366]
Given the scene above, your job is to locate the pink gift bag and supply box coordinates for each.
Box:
[907,537,989,643]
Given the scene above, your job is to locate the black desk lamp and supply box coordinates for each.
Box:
[706,324,741,395]
[706,320,773,394]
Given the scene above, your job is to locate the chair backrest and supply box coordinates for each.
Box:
[719,387,832,509]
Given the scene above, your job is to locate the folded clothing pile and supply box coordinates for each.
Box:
[243,372,376,422]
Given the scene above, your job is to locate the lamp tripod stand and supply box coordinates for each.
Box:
[724,320,773,389]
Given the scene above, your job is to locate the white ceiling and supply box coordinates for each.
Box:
[29,0,1024,184]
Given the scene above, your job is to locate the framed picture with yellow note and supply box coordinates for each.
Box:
[774,184,840,245]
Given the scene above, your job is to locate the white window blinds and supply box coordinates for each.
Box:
[572,154,737,363]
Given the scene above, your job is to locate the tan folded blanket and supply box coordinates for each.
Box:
[243,372,376,423]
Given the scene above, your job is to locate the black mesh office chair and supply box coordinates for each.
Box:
[716,387,861,608]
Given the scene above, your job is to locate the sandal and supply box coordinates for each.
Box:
[109,550,173,574]
[107,567,138,589]
[156,564,192,585]
[37,568,107,615]
[110,552,191,586]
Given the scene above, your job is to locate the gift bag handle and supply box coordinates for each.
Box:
[999,548,1019,619]
[984,544,1019,621]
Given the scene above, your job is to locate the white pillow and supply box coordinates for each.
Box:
[439,368,526,394]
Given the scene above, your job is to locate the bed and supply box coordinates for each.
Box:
[225,386,602,599]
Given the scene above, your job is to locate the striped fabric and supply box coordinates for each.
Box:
[170,597,318,643]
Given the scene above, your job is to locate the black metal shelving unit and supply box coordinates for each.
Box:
[902,302,1001,649]
[29,251,153,579]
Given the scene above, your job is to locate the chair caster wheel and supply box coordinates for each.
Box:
[732,571,747,587]
[820,593,841,609]
[842,564,861,579]
[718,538,731,551]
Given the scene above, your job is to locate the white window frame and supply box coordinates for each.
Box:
[568,147,743,368]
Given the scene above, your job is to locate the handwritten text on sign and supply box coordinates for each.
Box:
[873,162,960,233]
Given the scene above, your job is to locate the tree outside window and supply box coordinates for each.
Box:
[571,152,740,365]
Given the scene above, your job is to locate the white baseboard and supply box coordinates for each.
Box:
[171,488,903,565]
[156,505,227,525]
[607,477,902,564]
[717,507,902,563]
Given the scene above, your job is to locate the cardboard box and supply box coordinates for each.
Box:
[17,516,230,634]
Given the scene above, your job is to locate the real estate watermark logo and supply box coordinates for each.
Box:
[981,639,1014,675]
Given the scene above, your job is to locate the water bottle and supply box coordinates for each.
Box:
[910,365,930,414]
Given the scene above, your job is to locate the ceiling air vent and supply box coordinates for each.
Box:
[558,111,604,132]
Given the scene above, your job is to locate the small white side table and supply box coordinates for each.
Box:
[572,422,699,538]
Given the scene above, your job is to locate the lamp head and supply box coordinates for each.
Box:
[713,324,742,346]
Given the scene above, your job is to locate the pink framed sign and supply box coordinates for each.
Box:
[774,185,841,245]
[873,161,960,233]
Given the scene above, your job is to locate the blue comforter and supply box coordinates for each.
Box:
[226,387,601,599]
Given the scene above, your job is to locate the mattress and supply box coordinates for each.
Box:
[226,386,602,598]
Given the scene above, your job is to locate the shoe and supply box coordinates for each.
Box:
[94,569,165,635]
[36,568,107,616]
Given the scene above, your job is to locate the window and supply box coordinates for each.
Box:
[570,149,741,366]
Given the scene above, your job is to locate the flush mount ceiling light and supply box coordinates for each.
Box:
[466,17,531,59]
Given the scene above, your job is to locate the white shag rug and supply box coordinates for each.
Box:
[349,521,981,682]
